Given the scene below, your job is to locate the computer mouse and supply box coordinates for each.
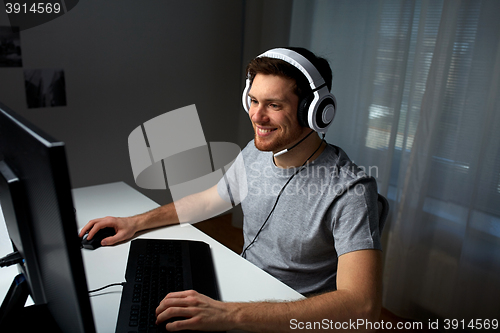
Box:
[81,227,116,250]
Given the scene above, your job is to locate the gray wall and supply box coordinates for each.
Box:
[0,0,293,206]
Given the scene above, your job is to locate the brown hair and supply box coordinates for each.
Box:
[245,47,333,101]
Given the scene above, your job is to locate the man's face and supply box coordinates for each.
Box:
[248,74,306,153]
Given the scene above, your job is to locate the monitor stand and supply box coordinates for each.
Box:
[0,274,62,332]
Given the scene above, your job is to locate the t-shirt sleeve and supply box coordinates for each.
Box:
[217,149,248,205]
[332,177,382,257]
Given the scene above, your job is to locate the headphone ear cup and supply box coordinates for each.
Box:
[297,94,313,128]
[315,97,336,130]
[242,78,252,113]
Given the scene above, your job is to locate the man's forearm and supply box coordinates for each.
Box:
[131,201,180,232]
[229,289,380,333]
[130,185,229,233]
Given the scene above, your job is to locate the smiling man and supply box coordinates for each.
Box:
[81,47,385,332]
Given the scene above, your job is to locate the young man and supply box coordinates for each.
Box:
[80,47,383,332]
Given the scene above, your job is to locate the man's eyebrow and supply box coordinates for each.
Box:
[247,93,287,103]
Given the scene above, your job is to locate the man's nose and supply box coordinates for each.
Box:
[251,104,269,123]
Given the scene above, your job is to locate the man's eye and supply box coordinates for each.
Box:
[270,104,280,109]
[250,99,258,105]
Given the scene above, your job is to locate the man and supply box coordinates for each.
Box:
[80,47,383,332]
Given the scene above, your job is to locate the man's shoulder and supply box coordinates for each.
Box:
[320,144,375,185]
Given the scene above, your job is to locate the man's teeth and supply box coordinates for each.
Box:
[259,128,275,133]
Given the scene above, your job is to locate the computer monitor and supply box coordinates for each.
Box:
[0,102,96,333]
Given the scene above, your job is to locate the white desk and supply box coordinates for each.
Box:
[1,182,303,332]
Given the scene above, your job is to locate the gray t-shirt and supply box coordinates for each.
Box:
[217,140,381,296]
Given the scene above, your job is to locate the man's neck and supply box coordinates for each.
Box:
[273,132,326,168]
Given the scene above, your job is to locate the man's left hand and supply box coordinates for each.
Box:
[155,290,236,331]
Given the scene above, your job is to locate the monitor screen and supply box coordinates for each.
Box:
[0,102,96,333]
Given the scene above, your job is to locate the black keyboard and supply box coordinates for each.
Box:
[115,239,222,333]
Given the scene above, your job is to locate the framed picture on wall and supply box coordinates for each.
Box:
[24,69,67,108]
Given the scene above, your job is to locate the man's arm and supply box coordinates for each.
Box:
[78,185,229,246]
[156,249,382,332]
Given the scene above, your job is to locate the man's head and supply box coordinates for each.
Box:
[242,47,335,153]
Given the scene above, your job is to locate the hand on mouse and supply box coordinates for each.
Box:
[79,199,184,247]
[79,216,139,246]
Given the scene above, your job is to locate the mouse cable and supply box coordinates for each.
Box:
[88,282,126,294]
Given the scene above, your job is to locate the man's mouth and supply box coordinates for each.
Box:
[256,126,277,136]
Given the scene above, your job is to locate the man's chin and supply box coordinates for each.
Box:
[254,143,274,152]
[254,137,278,152]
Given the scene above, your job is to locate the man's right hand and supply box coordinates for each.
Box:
[78,216,138,246]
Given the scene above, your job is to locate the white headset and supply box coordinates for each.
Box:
[242,48,336,133]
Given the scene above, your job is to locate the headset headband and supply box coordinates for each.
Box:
[257,48,326,91]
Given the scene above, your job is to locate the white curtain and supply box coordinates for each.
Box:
[290,0,500,321]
